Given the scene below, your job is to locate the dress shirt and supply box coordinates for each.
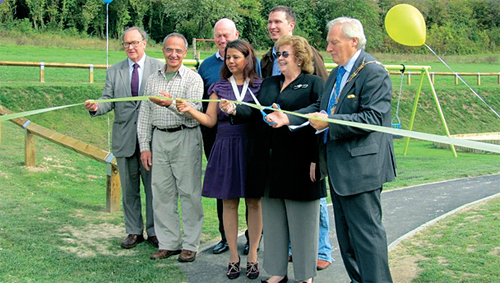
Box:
[128,55,146,91]
[137,64,204,152]
[271,46,281,76]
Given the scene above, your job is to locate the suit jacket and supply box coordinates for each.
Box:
[289,50,396,196]
[92,55,163,158]
[232,73,326,201]
[261,46,328,81]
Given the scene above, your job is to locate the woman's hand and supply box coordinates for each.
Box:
[176,99,192,113]
[220,99,236,115]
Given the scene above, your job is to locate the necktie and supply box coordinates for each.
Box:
[326,66,346,115]
[324,66,346,143]
[131,63,139,97]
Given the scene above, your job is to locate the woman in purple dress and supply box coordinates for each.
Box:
[177,40,262,280]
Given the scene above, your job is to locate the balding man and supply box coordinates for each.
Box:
[197,18,261,255]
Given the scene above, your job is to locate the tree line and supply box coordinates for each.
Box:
[1,0,499,54]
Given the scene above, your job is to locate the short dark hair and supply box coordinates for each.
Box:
[269,5,296,23]
[220,40,260,85]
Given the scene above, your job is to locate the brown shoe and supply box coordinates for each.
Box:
[147,235,159,248]
[150,249,182,260]
[178,249,197,262]
[120,234,144,249]
[316,259,331,270]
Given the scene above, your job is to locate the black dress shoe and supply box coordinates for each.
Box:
[261,275,288,283]
[243,241,249,255]
[147,235,159,248]
[213,240,229,254]
[120,234,144,249]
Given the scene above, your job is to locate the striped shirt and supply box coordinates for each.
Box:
[137,64,204,152]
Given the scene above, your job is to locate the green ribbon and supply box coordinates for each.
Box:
[1,96,500,154]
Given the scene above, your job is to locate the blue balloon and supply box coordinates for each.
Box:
[102,0,113,3]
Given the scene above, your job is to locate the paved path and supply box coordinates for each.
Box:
[177,174,500,283]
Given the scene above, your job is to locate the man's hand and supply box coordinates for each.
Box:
[140,151,152,171]
[84,99,98,112]
[308,112,329,131]
[265,103,289,128]
[150,91,172,107]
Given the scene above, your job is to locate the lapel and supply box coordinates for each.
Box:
[321,70,337,110]
[140,56,153,96]
[335,50,366,113]
[118,59,131,98]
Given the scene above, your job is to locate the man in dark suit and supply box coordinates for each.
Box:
[266,17,396,282]
[84,27,163,249]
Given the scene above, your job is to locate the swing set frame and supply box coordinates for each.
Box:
[385,64,457,157]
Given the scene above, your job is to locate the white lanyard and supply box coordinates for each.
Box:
[230,76,250,102]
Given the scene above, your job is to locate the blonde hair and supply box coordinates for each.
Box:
[275,35,314,74]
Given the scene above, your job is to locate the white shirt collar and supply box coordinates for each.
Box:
[343,49,362,73]
[128,54,146,69]
[215,50,223,60]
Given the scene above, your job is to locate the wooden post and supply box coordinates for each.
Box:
[431,72,435,84]
[106,163,121,212]
[192,38,197,59]
[455,74,459,85]
[25,129,36,167]
[89,64,94,84]
[477,73,481,86]
[40,62,45,83]
[407,72,411,85]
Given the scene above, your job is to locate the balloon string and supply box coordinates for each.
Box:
[425,44,500,120]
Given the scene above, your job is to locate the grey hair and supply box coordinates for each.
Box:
[162,33,189,50]
[123,26,148,42]
[327,17,366,49]
[214,18,237,33]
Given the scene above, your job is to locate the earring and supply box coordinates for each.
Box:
[297,63,301,67]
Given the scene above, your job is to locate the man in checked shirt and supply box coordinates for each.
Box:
[137,32,204,263]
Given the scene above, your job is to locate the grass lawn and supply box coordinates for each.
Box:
[1,41,499,282]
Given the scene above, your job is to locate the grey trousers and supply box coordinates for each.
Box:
[151,127,204,252]
[262,196,320,281]
[116,145,154,236]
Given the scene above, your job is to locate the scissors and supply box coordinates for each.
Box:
[260,104,281,126]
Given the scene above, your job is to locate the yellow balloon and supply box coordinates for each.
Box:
[385,4,426,46]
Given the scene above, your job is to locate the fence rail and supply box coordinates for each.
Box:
[0,105,121,213]
[1,60,499,86]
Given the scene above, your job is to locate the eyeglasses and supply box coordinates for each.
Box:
[163,48,185,54]
[276,51,291,58]
[122,41,143,48]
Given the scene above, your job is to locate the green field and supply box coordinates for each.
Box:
[1,40,500,282]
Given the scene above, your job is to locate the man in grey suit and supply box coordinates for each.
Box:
[84,27,163,249]
[266,17,396,283]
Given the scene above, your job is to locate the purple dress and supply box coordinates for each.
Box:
[202,79,262,199]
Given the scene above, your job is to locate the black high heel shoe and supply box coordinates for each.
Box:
[261,275,288,283]
[246,261,259,279]
[227,256,241,279]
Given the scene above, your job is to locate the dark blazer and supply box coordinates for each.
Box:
[289,50,396,196]
[92,56,163,158]
[261,46,328,81]
[233,73,326,201]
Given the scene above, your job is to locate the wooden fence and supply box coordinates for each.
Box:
[1,60,499,86]
[0,105,121,213]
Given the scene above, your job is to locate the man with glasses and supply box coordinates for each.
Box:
[84,27,163,249]
[137,33,204,263]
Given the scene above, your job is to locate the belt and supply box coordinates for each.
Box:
[156,125,197,133]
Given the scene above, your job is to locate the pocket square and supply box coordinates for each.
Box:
[347,94,356,99]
